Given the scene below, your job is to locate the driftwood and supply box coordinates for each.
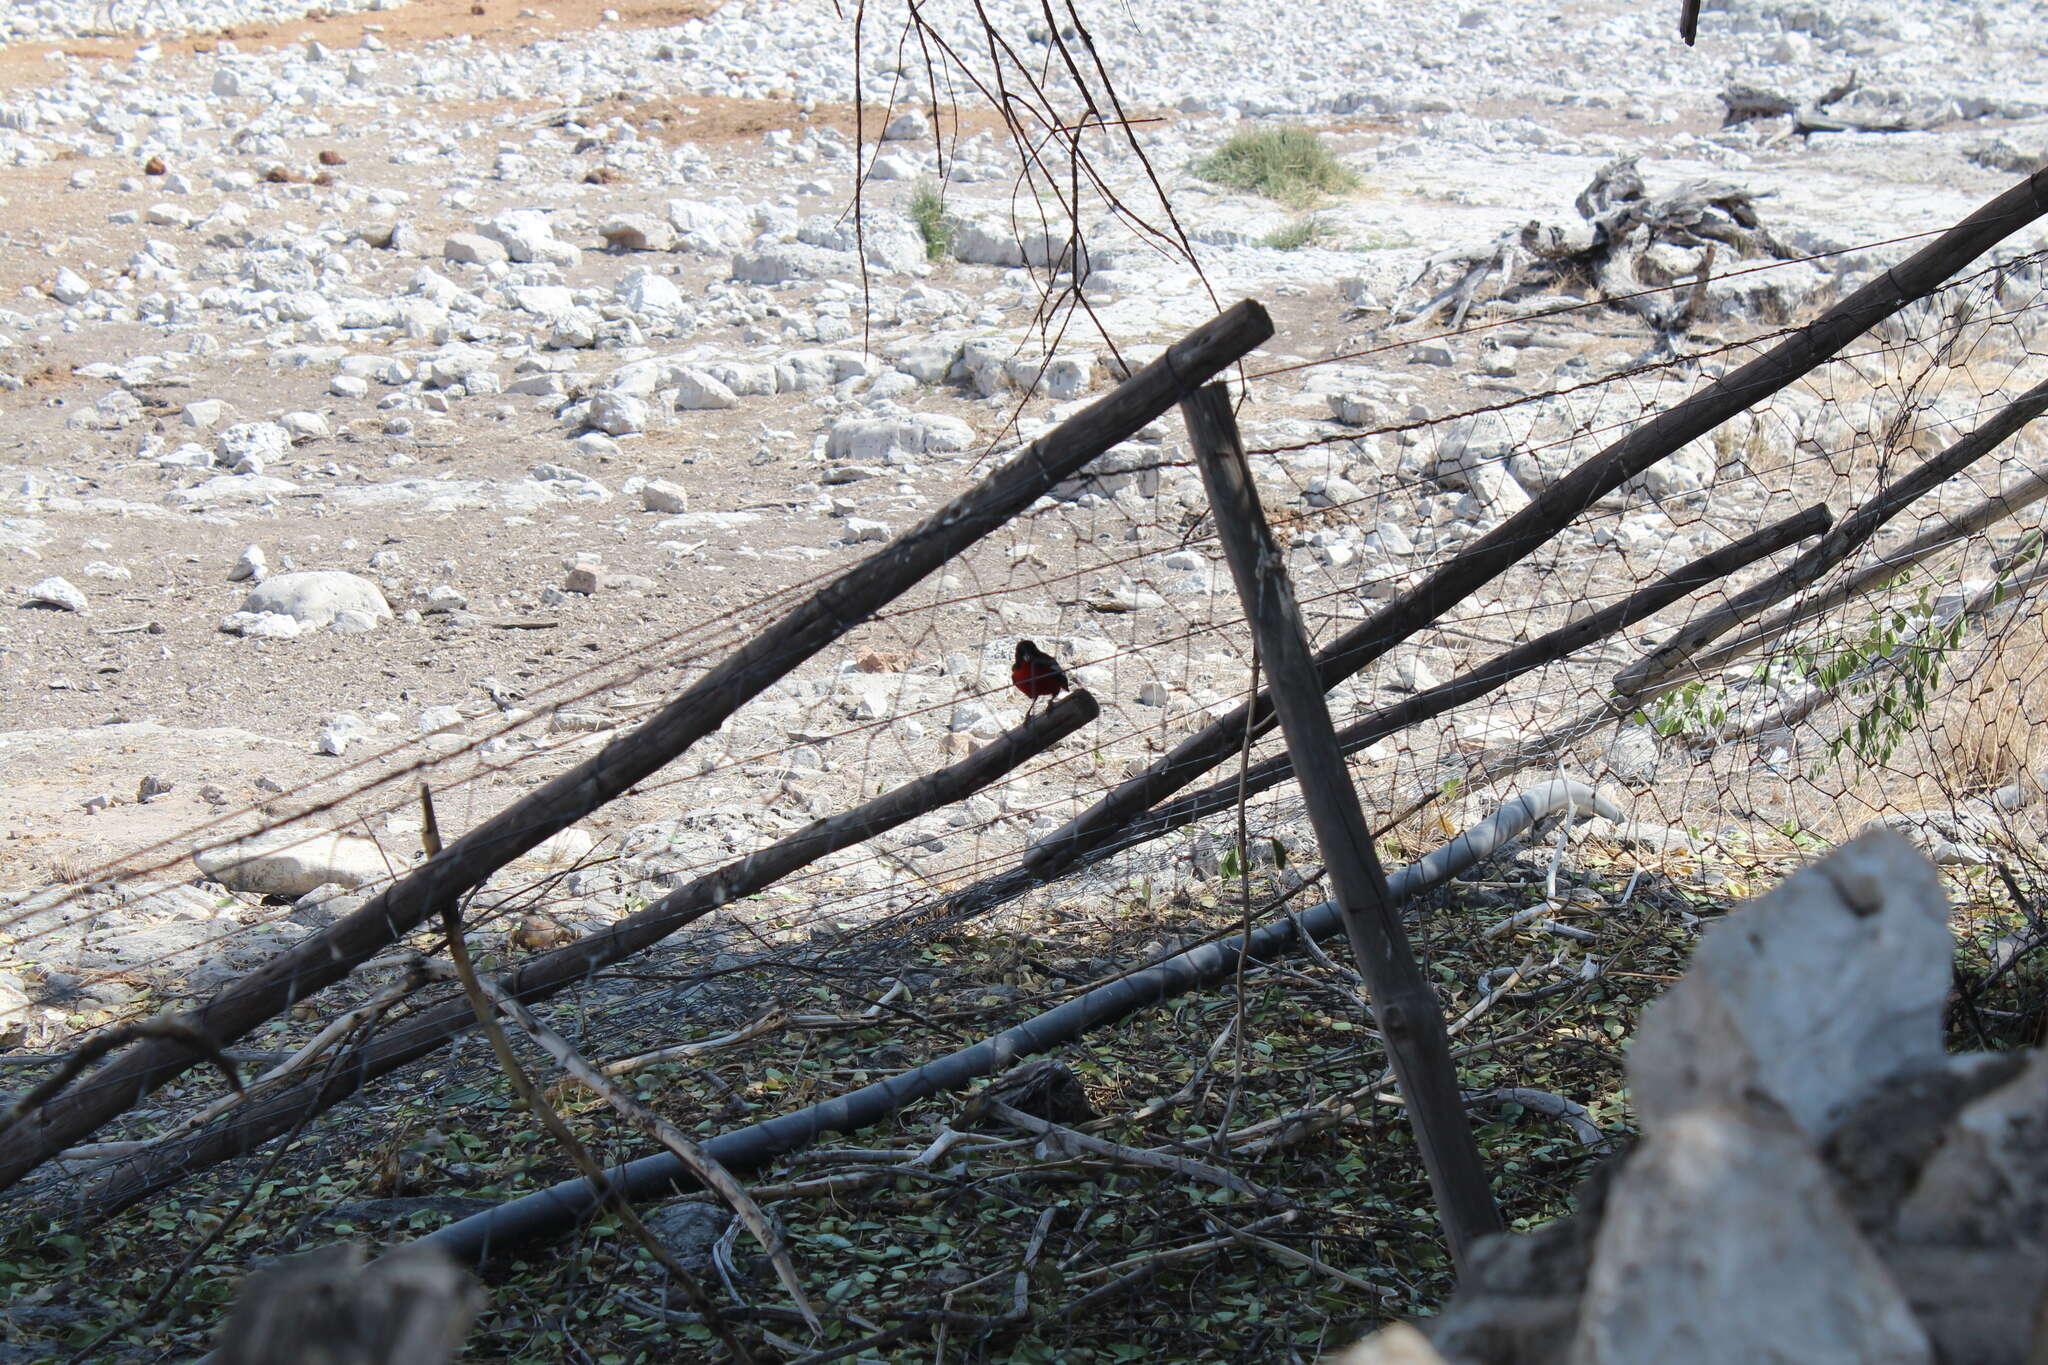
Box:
[0,300,1271,1194]
[1184,380,1502,1268]
[1395,157,1793,330]
[213,1243,480,1365]
[88,691,1100,1218]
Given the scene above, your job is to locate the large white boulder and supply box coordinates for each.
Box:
[241,571,393,630]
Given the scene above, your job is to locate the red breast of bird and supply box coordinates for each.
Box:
[1011,640,1069,701]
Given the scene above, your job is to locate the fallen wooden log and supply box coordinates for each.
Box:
[397,779,1614,1268]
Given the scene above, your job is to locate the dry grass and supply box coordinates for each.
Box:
[1932,595,2048,794]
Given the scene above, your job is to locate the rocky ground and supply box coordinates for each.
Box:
[2,0,2048,1048]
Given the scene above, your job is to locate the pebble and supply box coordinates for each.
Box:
[195,830,393,898]
[228,544,268,582]
[25,576,87,612]
[641,478,690,514]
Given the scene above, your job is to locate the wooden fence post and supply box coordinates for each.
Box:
[1180,382,1502,1271]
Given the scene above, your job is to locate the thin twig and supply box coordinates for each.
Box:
[423,785,761,1364]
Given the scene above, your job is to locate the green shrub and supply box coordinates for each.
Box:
[1195,126,1361,207]
[908,182,952,261]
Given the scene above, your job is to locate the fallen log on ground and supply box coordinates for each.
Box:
[401,779,1616,1267]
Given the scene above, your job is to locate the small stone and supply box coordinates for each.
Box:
[1135,680,1170,706]
[0,972,28,1047]
[1386,654,1440,692]
[215,421,290,471]
[674,369,738,410]
[317,711,374,756]
[418,705,464,733]
[25,576,87,613]
[136,774,173,803]
[279,410,331,442]
[600,214,673,252]
[585,389,650,437]
[443,232,509,266]
[228,545,267,582]
[1329,393,1386,426]
[50,268,91,305]
[882,108,931,141]
[563,566,605,594]
[640,479,690,514]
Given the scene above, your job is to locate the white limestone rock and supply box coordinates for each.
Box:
[241,570,393,631]
[215,421,290,471]
[25,576,87,612]
[665,199,746,253]
[443,231,509,266]
[641,478,690,514]
[1896,1050,2048,1247]
[480,210,581,268]
[1574,1106,1931,1365]
[585,389,651,436]
[826,413,975,461]
[601,214,674,252]
[196,830,393,897]
[674,369,738,410]
[1626,829,1953,1140]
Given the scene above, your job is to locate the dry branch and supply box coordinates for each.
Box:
[90,689,1101,1217]
[465,970,818,1331]
[1119,501,1830,850]
[0,1019,242,1138]
[1680,455,2048,686]
[0,301,1269,1192]
[1615,373,2048,696]
[432,832,762,1363]
[981,1096,1268,1200]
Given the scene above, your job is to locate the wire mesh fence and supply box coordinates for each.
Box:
[4,7,2048,1358]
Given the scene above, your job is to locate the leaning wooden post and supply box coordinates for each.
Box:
[1181,382,1502,1271]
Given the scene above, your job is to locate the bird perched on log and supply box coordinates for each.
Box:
[1011,639,1069,716]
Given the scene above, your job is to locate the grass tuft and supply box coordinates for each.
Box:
[907,181,952,261]
[1196,126,1361,208]
[1262,214,1338,251]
